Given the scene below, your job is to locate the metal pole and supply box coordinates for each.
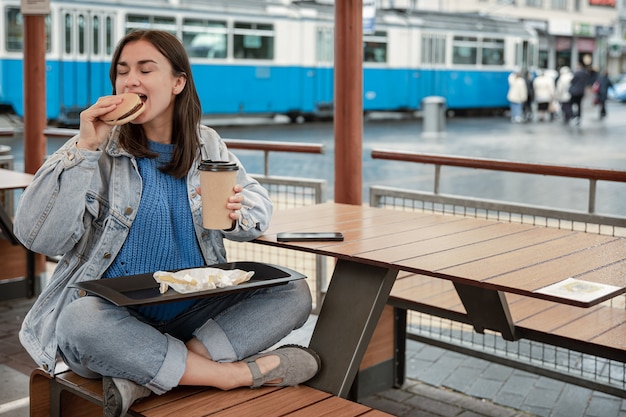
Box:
[23,15,47,174]
[588,179,597,214]
[334,0,363,205]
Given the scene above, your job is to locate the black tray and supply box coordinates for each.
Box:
[69,262,306,306]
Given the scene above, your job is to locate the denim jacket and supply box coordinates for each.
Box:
[14,125,273,375]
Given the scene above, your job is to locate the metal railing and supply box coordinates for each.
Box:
[369,149,626,397]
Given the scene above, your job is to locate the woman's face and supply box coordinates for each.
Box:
[114,39,186,132]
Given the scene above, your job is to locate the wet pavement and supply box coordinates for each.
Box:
[1,97,626,416]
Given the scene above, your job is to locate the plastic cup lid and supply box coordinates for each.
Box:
[198,160,239,171]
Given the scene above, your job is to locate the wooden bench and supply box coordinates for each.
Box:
[30,365,393,417]
[355,271,626,398]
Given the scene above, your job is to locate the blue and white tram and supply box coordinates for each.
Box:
[360,8,538,115]
[0,0,537,125]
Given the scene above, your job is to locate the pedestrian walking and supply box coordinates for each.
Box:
[555,66,573,123]
[533,70,555,122]
[596,69,613,119]
[523,71,534,122]
[568,63,589,125]
[507,71,528,123]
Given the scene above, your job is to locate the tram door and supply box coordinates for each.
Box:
[314,27,334,118]
[58,10,115,125]
[516,39,536,73]
[419,33,447,101]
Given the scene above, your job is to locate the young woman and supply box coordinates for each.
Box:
[15,30,319,417]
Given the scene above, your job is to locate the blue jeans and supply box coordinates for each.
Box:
[56,279,312,394]
[509,102,522,120]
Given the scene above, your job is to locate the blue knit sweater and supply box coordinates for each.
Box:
[103,141,205,321]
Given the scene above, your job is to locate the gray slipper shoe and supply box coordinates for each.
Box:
[103,376,152,417]
[245,344,321,388]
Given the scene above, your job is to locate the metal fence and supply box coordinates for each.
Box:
[368,151,626,397]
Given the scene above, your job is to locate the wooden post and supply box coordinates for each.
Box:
[22,10,48,297]
[334,0,363,205]
[23,15,47,174]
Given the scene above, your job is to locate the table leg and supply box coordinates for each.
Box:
[305,259,398,398]
[26,250,36,298]
[453,282,518,341]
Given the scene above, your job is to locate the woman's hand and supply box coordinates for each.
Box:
[76,95,123,151]
[196,184,244,222]
[226,184,244,221]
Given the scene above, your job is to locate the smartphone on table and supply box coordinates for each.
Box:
[276,232,344,242]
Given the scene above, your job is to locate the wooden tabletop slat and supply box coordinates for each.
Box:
[575,259,626,288]
[355,224,562,268]
[588,323,626,351]
[485,240,626,294]
[337,217,498,257]
[426,231,612,279]
[552,306,626,341]
[390,278,465,313]
[506,295,559,322]
[515,303,600,335]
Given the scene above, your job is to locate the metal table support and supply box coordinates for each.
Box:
[306,259,398,398]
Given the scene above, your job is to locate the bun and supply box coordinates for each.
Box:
[101,93,145,126]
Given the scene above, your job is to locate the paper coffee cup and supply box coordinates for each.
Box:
[198,160,239,229]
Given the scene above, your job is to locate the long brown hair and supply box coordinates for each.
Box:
[109,30,202,178]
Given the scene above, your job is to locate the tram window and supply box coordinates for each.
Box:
[106,17,113,55]
[183,19,227,59]
[6,7,23,51]
[363,31,387,63]
[65,14,73,54]
[78,15,85,54]
[452,36,478,65]
[5,7,51,52]
[525,0,543,6]
[126,15,176,35]
[233,22,274,60]
[93,16,100,55]
[421,34,446,65]
[481,38,504,65]
[316,28,334,63]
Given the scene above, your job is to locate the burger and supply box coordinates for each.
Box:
[100,93,145,126]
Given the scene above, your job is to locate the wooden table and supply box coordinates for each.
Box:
[0,168,36,297]
[253,202,626,398]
